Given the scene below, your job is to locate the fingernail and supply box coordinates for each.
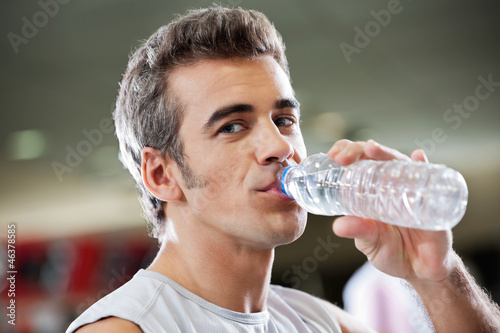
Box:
[336,150,352,159]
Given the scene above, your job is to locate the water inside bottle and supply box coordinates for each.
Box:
[284,161,467,230]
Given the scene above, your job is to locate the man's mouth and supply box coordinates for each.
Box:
[257,181,294,201]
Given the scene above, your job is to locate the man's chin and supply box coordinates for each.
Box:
[274,211,308,246]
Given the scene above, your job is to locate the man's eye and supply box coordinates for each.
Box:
[220,123,245,134]
[275,117,294,127]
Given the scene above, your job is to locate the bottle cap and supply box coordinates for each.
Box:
[278,166,293,198]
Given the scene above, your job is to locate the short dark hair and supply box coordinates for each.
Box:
[113,6,289,241]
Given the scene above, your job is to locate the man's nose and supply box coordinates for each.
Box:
[254,122,294,165]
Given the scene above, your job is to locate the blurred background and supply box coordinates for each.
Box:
[1,0,499,332]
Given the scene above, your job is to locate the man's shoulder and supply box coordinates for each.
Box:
[66,270,163,333]
[74,317,143,333]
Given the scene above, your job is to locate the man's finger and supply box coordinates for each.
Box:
[410,149,429,163]
[327,139,352,158]
[332,216,378,240]
[363,139,411,161]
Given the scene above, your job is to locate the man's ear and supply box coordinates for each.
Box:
[141,147,183,202]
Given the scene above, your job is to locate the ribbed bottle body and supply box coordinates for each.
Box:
[279,153,468,230]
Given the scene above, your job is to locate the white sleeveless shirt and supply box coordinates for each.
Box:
[66,269,342,333]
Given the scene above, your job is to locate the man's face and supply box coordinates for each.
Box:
[169,56,307,250]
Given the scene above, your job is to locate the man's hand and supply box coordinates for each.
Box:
[328,139,500,332]
[327,139,454,283]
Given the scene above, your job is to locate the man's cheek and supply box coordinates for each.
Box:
[191,169,234,212]
[215,166,233,186]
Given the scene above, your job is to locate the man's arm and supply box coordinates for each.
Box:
[327,139,500,332]
[408,251,500,332]
[74,317,143,333]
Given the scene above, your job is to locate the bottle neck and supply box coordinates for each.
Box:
[277,165,297,198]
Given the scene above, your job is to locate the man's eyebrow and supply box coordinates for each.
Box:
[275,98,300,112]
[202,104,254,132]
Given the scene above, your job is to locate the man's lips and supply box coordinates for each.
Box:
[257,181,294,201]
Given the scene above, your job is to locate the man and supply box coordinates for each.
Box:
[67,6,500,332]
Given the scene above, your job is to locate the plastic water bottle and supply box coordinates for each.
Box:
[278,153,468,230]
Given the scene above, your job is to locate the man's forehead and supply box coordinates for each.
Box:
[169,56,286,88]
[169,56,294,118]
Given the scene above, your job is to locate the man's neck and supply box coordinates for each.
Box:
[147,217,275,313]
